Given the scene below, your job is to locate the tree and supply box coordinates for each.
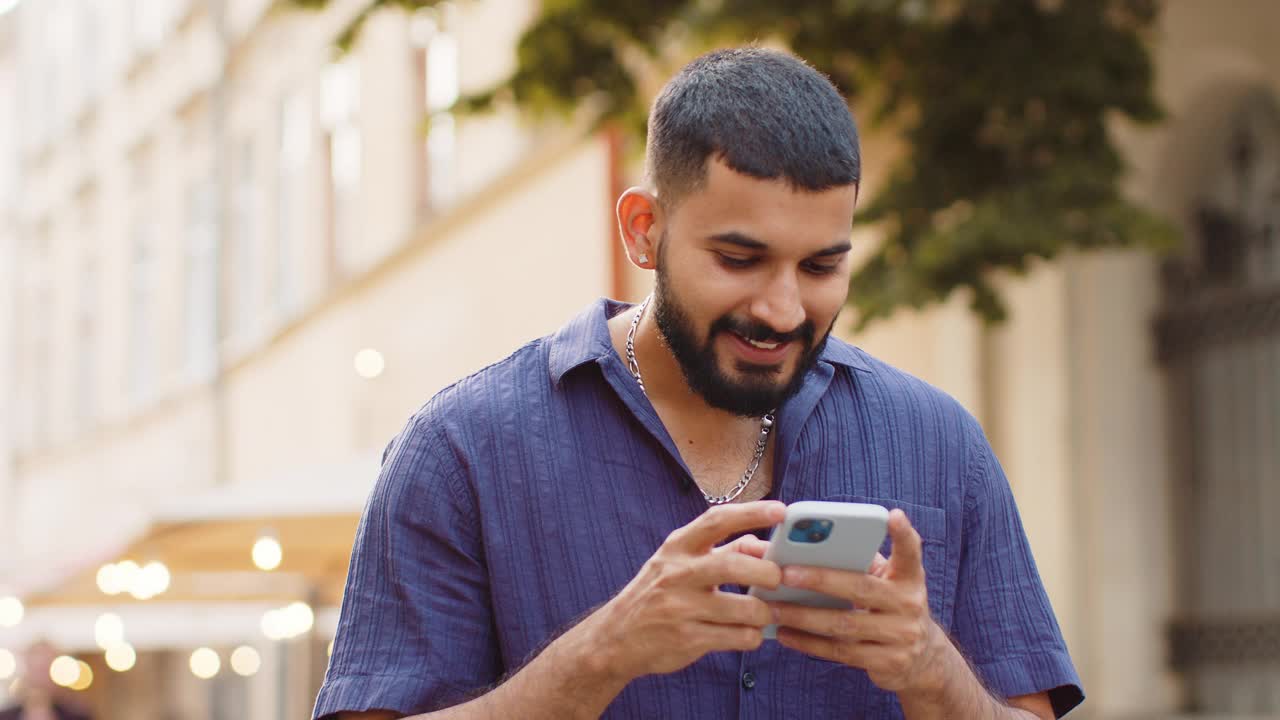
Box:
[288,0,1176,327]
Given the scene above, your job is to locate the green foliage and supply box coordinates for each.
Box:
[287,0,1176,327]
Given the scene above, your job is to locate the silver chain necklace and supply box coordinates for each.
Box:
[626,295,775,505]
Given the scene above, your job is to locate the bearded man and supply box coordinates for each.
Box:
[315,47,1083,720]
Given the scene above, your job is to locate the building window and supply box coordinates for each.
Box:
[18,231,52,450]
[231,138,258,339]
[185,176,217,379]
[276,88,311,315]
[128,222,156,401]
[412,9,459,212]
[130,0,172,55]
[76,257,99,427]
[76,191,100,427]
[321,59,361,274]
[78,0,102,105]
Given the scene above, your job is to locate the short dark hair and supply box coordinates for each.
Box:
[645,46,861,208]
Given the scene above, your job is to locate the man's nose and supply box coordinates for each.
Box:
[749,270,805,336]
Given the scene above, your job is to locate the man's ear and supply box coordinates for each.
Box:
[616,187,661,269]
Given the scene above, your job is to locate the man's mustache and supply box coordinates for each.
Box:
[712,316,815,346]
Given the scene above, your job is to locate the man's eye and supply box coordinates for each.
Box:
[716,254,757,269]
[803,261,840,276]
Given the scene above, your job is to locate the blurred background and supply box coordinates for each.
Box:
[0,0,1276,718]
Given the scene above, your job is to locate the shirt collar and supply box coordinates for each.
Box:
[547,297,873,384]
[818,335,874,373]
[548,297,625,384]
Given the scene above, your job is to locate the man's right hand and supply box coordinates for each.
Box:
[331,502,787,720]
[577,500,787,682]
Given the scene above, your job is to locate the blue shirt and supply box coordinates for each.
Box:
[314,299,1084,719]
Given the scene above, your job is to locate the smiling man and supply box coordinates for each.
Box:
[315,47,1083,720]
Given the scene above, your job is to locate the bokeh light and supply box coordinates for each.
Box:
[105,643,136,672]
[0,596,23,627]
[189,648,220,679]
[132,562,170,599]
[49,656,80,687]
[353,348,385,379]
[0,649,15,680]
[69,661,93,691]
[96,564,123,595]
[260,601,314,640]
[229,646,260,676]
[285,601,314,635]
[252,535,282,571]
[95,612,125,649]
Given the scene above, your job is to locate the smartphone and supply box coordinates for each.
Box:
[747,501,889,639]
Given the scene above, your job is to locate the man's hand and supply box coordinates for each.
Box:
[768,509,1055,719]
[769,509,948,693]
[579,501,786,682]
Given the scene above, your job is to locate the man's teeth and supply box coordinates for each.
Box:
[745,337,780,350]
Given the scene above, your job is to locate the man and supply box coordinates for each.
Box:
[315,47,1082,719]
[0,641,93,720]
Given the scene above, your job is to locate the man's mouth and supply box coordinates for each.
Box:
[726,331,793,361]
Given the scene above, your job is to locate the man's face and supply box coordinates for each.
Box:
[651,157,858,417]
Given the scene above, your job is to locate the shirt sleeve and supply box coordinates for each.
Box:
[313,409,502,719]
[951,419,1085,717]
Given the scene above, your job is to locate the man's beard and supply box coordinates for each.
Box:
[651,246,835,417]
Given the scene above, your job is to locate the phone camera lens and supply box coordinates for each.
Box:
[808,530,825,543]
[794,519,814,531]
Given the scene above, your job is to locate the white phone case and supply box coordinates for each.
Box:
[747,501,889,639]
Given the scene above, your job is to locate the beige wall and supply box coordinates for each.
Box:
[224,134,611,491]
[6,0,608,615]
[0,30,16,582]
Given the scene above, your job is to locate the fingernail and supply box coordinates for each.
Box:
[784,567,809,586]
[769,604,781,623]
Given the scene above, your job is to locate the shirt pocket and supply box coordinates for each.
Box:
[820,494,949,621]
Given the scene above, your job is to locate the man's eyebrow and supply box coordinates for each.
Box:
[709,232,852,258]
[708,231,767,250]
[812,242,853,258]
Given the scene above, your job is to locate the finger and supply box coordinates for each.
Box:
[694,622,766,654]
[692,591,774,628]
[713,535,770,559]
[668,501,786,554]
[886,509,924,582]
[693,549,782,590]
[770,603,908,643]
[868,552,889,577]
[774,627,881,668]
[781,565,900,611]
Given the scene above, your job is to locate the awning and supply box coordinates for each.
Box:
[3,452,379,649]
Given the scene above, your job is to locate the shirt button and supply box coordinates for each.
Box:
[741,671,756,690]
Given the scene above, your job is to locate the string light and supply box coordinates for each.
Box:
[252,533,283,571]
[69,661,93,691]
[353,348,385,379]
[49,656,80,687]
[189,648,220,679]
[230,646,260,676]
[0,596,23,627]
[105,643,136,672]
[94,613,125,649]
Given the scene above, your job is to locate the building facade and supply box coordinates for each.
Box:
[0,0,1276,717]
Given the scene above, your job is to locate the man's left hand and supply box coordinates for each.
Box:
[771,508,948,695]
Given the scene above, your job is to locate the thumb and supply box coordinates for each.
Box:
[886,509,924,581]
